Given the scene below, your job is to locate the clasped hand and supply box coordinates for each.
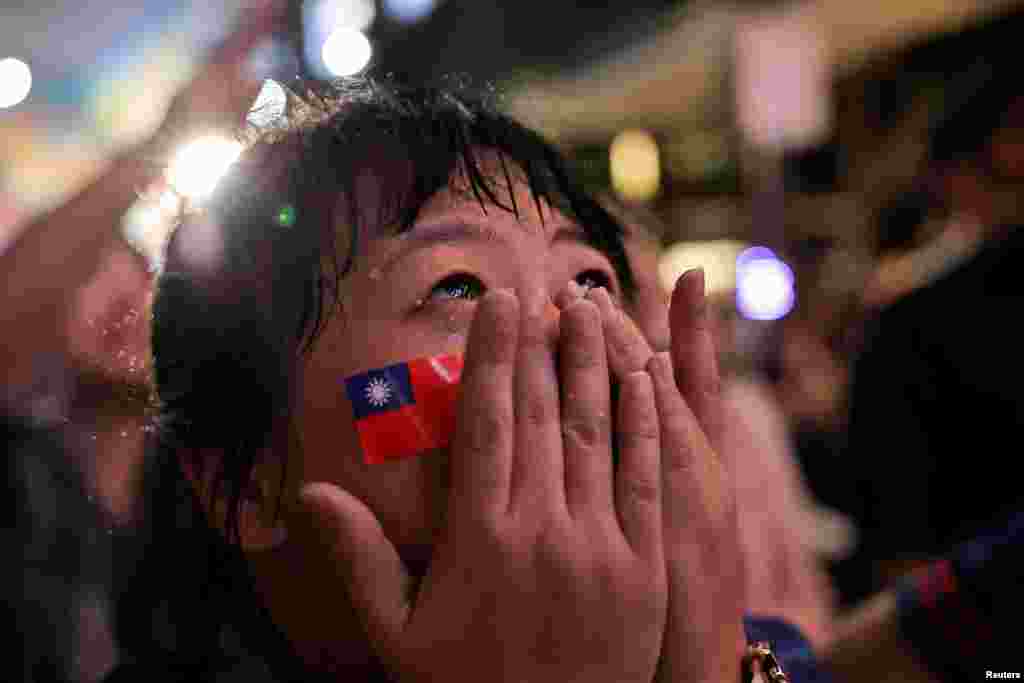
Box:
[293,273,746,683]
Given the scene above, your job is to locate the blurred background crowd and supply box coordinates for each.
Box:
[3,0,1023,680]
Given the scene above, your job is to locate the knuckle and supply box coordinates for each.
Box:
[521,394,557,429]
[474,512,511,547]
[464,409,511,455]
[703,375,722,398]
[662,439,695,478]
[535,518,577,566]
[561,413,610,450]
[618,473,660,505]
[621,412,660,445]
[563,342,602,371]
[612,336,650,372]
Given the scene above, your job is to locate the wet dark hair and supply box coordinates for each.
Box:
[150,76,636,545]
[928,63,1018,168]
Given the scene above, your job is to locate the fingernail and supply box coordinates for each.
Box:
[681,268,705,299]
[680,268,709,322]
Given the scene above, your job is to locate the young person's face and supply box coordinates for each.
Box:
[293,171,631,564]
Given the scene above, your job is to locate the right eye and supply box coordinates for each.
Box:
[425,273,486,304]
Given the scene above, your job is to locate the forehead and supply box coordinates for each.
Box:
[339,148,561,241]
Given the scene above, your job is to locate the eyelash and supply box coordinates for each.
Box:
[423,269,616,306]
[427,273,486,303]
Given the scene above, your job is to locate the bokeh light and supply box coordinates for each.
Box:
[0,58,33,109]
[658,240,748,296]
[276,204,297,228]
[311,0,376,33]
[304,0,376,78]
[321,27,373,77]
[247,79,288,128]
[735,247,796,320]
[609,129,661,202]
[121,192,180,269]
[382,0,439,24]
[167,136,244,201]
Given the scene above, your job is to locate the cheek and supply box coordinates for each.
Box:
[296,359,447,555]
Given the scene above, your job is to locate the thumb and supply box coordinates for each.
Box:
[289,482,413,658]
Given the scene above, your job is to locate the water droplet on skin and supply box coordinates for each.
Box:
[120,431,128,438]
[368,268,382,280]
[414,298,425,308]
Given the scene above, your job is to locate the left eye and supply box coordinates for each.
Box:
[575,269,614,294]
[427,273,486,303]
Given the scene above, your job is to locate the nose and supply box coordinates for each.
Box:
[520,285,561,351]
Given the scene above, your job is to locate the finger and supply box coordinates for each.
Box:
[669,268,723,445]
[646,352,730,529]
[586,286,653,380]
[558,294,614,517]
[614,370,662,557]
[288,482,410,659]
[183,0,287,128]
[553,279,584,311]
[450,289,519,519]
[510,285,564,512]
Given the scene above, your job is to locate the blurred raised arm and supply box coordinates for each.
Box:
[0,0,285,392]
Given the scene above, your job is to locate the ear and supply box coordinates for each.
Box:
[237,465,290,552]
[180,451,289,553]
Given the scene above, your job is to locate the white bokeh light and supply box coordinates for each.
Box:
[319,0,376,31]
[383,0,438,23]
[0,58,33,109]
[321,27,372,77]
[167,136,244,201]
[247,79,288,128]
[735,248,795,321]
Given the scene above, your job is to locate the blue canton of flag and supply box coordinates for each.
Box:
[344,363,415,420]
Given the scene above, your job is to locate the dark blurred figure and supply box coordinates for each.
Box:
[2,229,153,683]
[0,2,281,678]
[3,414,110,683]
[841,64,1024,604]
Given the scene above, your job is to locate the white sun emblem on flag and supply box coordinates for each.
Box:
[365,377,393,407]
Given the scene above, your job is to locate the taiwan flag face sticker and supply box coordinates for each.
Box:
[343,353,464,465]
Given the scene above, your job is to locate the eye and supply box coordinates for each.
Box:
[575,269,614,294]
[426,272,486,304]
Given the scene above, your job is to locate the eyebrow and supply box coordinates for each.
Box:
[381,220,601,273]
